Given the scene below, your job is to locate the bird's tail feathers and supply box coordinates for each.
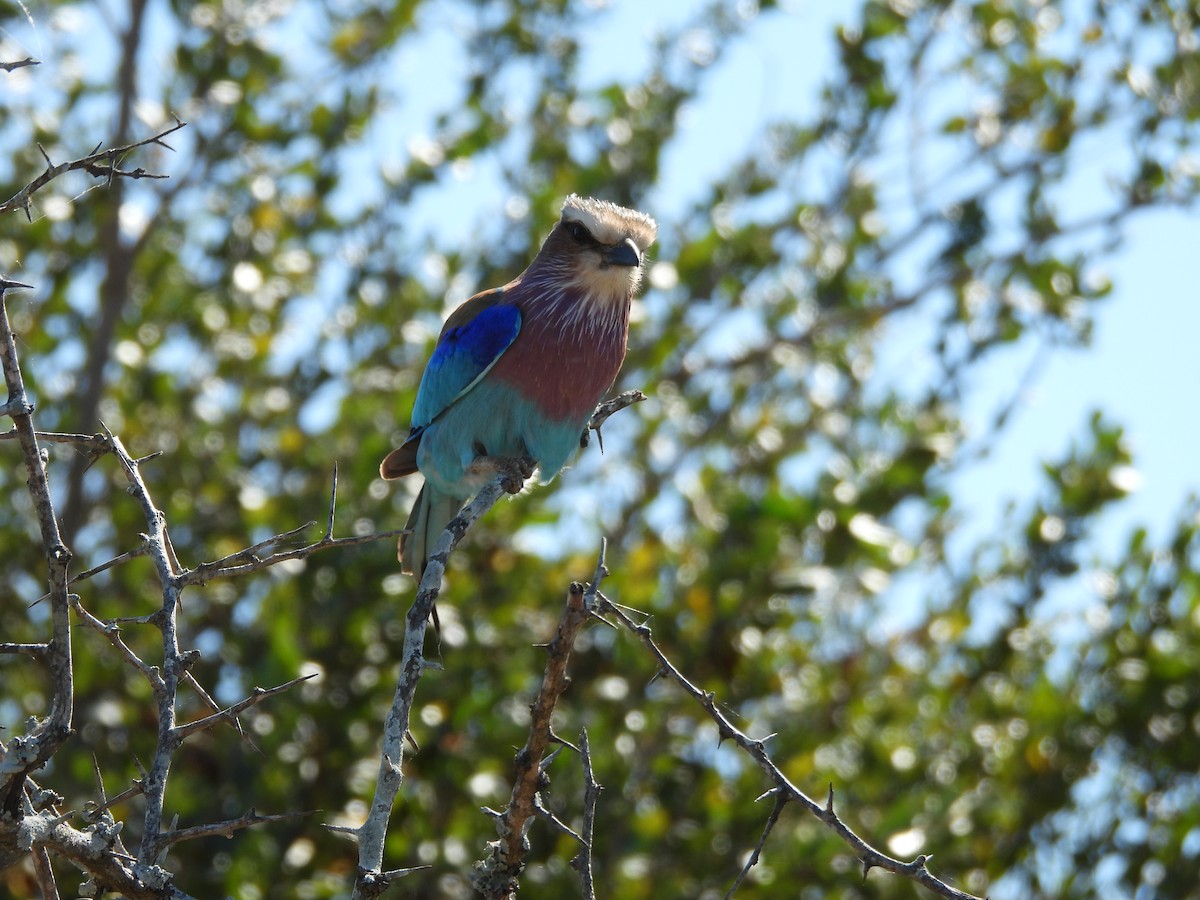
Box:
[400,484,465,580]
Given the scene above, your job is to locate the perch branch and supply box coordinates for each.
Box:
[179,524,407,586]
[352,474,516,899]
[583,389,646,452]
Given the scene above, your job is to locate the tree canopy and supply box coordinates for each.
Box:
[2,0,1198,897]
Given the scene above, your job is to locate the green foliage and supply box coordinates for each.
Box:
[2,0,1199,897]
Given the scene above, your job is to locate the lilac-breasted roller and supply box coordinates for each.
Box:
[380,195,658,578]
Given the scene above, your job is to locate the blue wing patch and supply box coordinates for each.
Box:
[411,303,521,428]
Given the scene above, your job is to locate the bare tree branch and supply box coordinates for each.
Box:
[179,524,407,586]
[569,728,601,900]
[0,642,48,659]
[583,389,646,452]
[0,428,114,451]
[70,596,160,683]
[173,675,314,742]
[352,474,514,899]
[594,589,982,900]
[0,119,187,219]
[32,844,60,900]
[0,280,74,817]
[472,582,592,899]
[723,791,788,898]
[158,808,314,848]
[0,812,199,900]
[1,57,40,73]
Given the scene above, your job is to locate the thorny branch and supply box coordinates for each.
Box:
[471,582,593,899]
[352,475,516,900]
[570,728,601,900]
[158,808,313,849]
[1,281,407,892]
[0,119,187,220]
[593,587,983,900]
[723,791,788,899]
[583,389,646,453]
[0,279,74,816]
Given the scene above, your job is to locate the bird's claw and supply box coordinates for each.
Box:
[470,454,536,494]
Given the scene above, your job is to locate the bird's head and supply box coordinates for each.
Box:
[529,195,658,310]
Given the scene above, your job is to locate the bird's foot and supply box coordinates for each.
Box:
[470,454,537,494]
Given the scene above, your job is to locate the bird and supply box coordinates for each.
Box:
[380,194,658,580]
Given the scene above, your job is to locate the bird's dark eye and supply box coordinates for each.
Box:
[566,221,590,243]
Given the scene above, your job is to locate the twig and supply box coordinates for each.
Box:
[0,118,187,220]
[584,389,646,452]
[180,672,254,748]
[172,675,314,742]
[0,642,48,658]
[569,728,601,900]
[69,596,159,682]
[32,845,60,900]
[178,524,406,586]
[325,462,338,540]
[723,791,788,898]
[595,590,981,900]
[0,428,115,449]
[98,430,187,865]
[158,808,314,848]
[30,542,150,607]
[1,57,40,73]
[84,783,146,824]
[471,582,592,898]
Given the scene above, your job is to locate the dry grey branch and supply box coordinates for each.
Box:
[180,671,255,748]
[173,675,314,742]
[352,475,514,899]
[0,642,47,659]
[0,280,74,817]
[595,591,982,900]
[0,810,199,900]
[32,844,59,899]
[91,433,406,868]
[182,527,406,583]
[158,808,313,848]
[70,596,159,682]
[0,118,187,220]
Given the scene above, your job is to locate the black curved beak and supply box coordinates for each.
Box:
[604,237,641,268]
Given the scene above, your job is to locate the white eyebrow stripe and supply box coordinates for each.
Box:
[561,195,658,251]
